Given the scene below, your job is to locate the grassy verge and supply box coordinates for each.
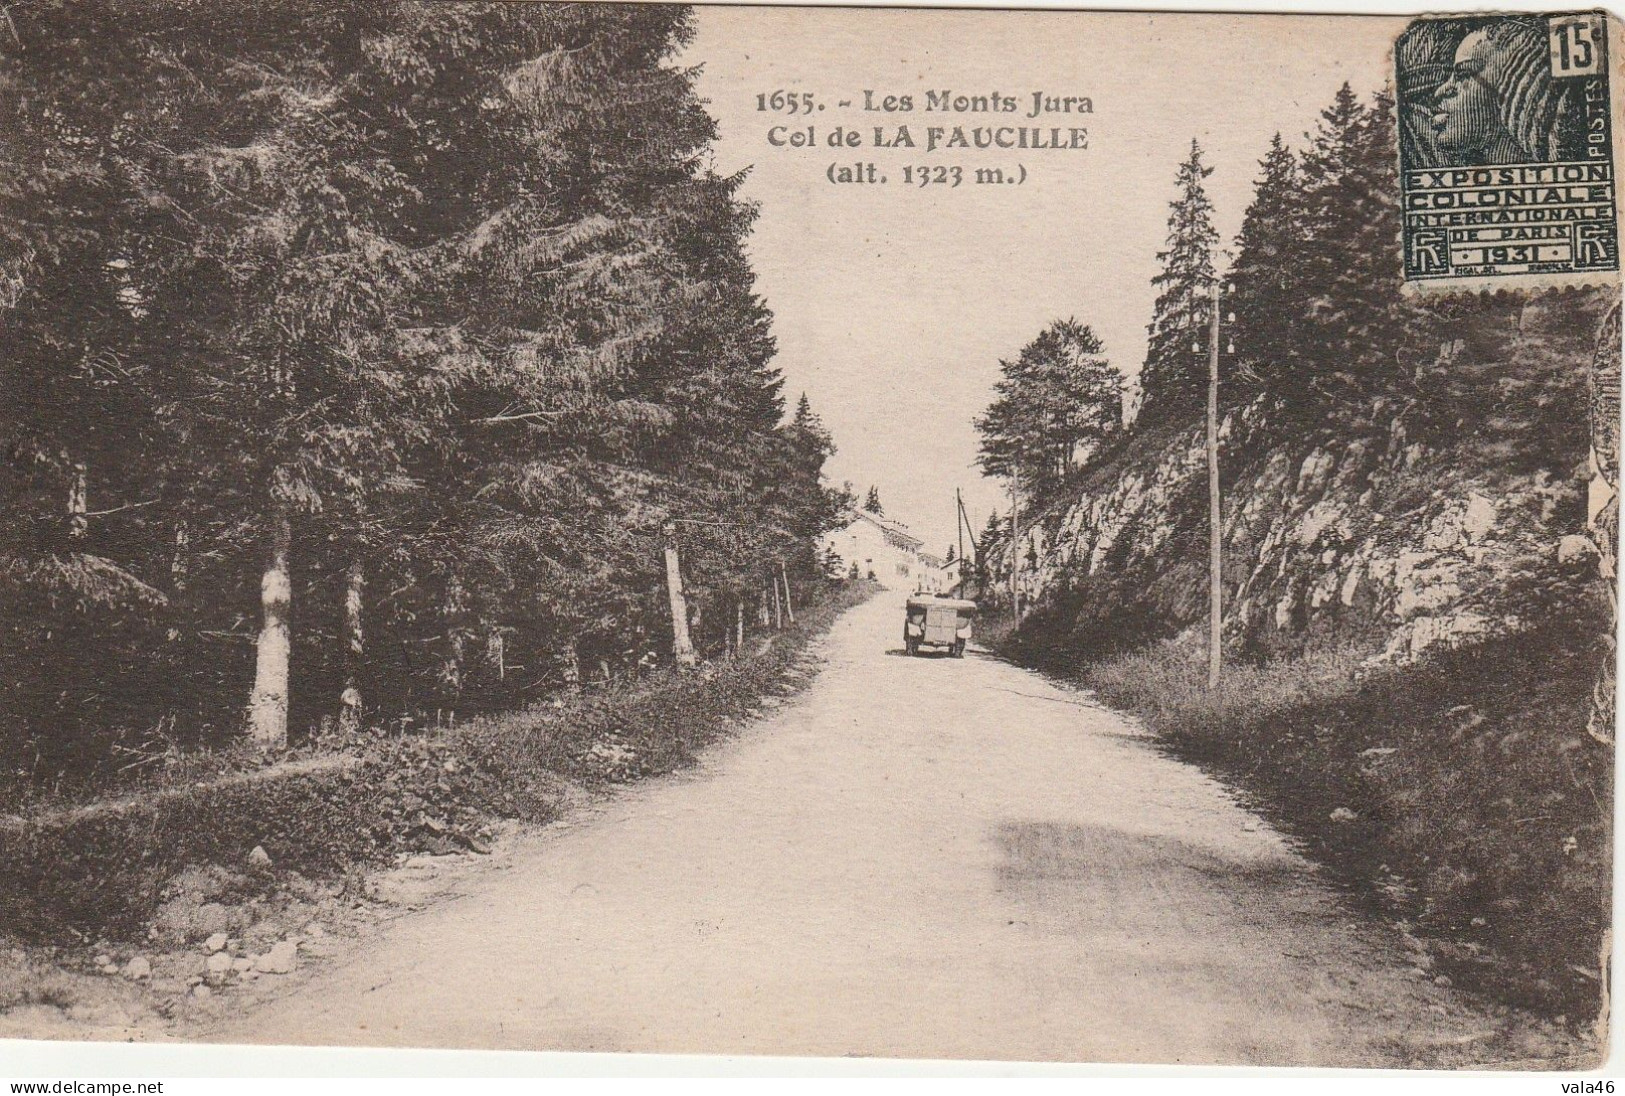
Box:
[0,579,878,947]
[996,617,1611,1025]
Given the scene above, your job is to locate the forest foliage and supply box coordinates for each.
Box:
[974,318,1122,512]
[978,81,1598,538]
[0,2,847,798]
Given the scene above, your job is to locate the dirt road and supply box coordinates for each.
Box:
[213,590,1567,1065]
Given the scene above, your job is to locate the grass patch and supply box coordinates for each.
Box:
[0,579,877,946]
[1002,619,1611,1025]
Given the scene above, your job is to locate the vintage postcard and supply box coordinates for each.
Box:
[0,1,1620,1074]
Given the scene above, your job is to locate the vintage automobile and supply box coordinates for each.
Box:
[903,595,977,658]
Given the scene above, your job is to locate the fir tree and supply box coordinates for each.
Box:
[864,486,884,516]
[1294,85,1436,412]
[976,510,1006,593]
[975,318,1123,509]
[0,2,852,780]
[1139,140,1218,427]
[1296,82,1367,321]
[1226,134,1304,404]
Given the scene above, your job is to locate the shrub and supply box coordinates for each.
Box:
[1070,621,1610,1022]
[0,580,876,944]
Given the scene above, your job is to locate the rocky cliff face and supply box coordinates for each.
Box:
[999,293,1611,666]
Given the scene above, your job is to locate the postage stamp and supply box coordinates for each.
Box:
[1396,11,1620,288]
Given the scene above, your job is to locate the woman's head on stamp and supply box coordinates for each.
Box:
[1427,19,1566,166]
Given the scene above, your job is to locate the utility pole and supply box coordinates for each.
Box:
[1206,280,1224,690]
[662,523,696,669]
[955,488,965,596]
[957,491,979,597]
[956,488,965,571]
[1009,470,1022,621]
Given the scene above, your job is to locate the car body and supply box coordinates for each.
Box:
[903,595,977,657]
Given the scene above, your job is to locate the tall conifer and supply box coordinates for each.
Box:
[1226,134,1304,405]
[1139,140,1219,427]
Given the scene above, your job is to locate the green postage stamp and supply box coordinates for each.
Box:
[1397,12,1620,287]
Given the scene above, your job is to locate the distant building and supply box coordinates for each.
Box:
[916,551,946,593]
[822,511,925,589]
[936,554,972,597]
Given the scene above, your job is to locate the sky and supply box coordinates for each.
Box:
[685,8,1402,554]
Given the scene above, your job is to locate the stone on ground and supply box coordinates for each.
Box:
[254,940,299,975]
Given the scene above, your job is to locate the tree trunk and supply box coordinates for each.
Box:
[443,576,466,694]
[339,559,364,733]
[248,507,293,747]
[67,461,87,541]
[779,563,796,624]
[735,597,745,655]
[486,628,505,681]
[771,575,783,629]
[171,522,190,594]
[664,541,697,668]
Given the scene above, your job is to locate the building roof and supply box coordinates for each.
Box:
[839,509,924,551]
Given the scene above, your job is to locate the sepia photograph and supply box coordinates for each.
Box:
[0,0,1620,1079]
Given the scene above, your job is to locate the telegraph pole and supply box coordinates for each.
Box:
[1206,281,1224,689]
[956,489,965,576]
[1009,470,1022,621]
[956,491,979,599]
[955,488,965,596]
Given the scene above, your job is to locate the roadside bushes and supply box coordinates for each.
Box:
[0,580,875,945]
[1070,616,1610,1023]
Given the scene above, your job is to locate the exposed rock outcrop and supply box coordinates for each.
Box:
[995,293,1611,666]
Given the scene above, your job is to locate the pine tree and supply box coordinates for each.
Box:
[975,318,1123,509]
[1,1,330,753]
[1294,85,1436,412]
[787,394,831,470]
[864,486,884,515]
[1226,134,1305,405]
[1296,83,1366,321]
[976,510,1006,593]
[0,2,855,780]
[1139,140,1219,427]
[781,393,845,541]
